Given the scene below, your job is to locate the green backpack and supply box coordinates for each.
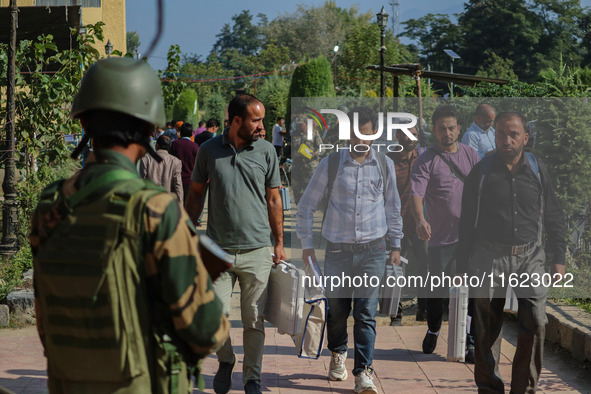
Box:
[34,169,196,393]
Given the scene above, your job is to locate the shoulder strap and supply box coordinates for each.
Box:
[429,146,467,183]
[325,151,390,204]
[325,151,340,202]
[65,169,139,210]
[474,155,495,228]
[525,152,542,189]
[375,152,389,203]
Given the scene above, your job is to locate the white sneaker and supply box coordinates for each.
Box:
[328,351,348,381]
[354,366,377,394]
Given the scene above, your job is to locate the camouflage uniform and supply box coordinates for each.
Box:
[31,150,230,394]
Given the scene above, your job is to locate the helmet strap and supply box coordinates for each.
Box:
[142,139,163,163]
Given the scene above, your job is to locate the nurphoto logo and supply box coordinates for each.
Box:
[303,107,418,153]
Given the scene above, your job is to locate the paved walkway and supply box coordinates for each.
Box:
[2,202,591,393]
[1,310,591,393]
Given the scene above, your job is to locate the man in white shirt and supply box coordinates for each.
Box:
[272,117,286,156]
[461,103,496,158]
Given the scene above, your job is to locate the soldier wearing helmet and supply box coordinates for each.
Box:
[30,58,229,393]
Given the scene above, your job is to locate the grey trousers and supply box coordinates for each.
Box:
[213,247,273,384]
[470,241,548,394]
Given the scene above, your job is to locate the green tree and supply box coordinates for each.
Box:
[459,0,542,79]
[159,44,186,120]
[126,31,140,55]
[263,2,361,62]
[179,57,233,108]
[579,9,591,66]
[203,92,227,126]
[257,77,291,132]
[0,22,105,174]
[286,56,335,130]
[400,13,462,72]
[212,10,263,57]
[337,20,414,96]
[173,88,199,125]
[475,51,519,80]
[531,0,584,71]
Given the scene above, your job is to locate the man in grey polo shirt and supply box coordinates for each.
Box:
[185,94,285,394]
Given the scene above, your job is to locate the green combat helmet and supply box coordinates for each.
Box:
[70,57,166,162]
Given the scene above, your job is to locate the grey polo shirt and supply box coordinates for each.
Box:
[191,132,281,249]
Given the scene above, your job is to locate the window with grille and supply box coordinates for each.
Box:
[35,0,101,7]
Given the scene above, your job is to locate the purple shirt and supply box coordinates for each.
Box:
[192,126,206,139]
[411,143,480,247]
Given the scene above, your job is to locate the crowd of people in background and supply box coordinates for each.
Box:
[32,56,566,394]
[139,116,222,203]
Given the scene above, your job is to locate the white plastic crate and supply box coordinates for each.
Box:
[503,286,518,313]
[447,286,468,362]
[280,187,291,210]
[264,261,305,336]
[380,263,405,316]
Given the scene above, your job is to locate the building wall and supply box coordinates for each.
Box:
[82,0,126,55]
[0,0,126,56]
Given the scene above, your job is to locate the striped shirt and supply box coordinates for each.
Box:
[296,148,403,250]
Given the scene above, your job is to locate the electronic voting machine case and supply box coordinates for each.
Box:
[264,261,304,336]
[447,286,469,362]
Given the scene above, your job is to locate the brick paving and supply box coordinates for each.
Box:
[3,314,590,393]
[2,206,591,393]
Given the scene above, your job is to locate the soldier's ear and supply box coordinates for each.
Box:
[79,116,89,131]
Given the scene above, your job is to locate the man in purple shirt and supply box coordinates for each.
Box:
[411,105,480,357]
[193,120,207,139]
[170,122,199,200]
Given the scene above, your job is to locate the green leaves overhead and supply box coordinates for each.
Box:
[0,22,105,174]
[401,0,591,82]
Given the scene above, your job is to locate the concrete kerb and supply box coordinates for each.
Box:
[545,300,591,362]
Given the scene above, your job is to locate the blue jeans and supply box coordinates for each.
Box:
[324,239,387,376]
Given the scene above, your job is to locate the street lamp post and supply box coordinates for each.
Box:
[376,6,389,108]
[105,39,113,57]
[1,0,19,255]
[443,49,461,96]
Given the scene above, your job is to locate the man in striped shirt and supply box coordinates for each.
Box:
[296,107,403,394]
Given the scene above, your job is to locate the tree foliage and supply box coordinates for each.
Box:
[288,56,335,98]
[459,0,542,79]
[400,0,590,82]
[126,31,140,55]
[0,22,105,174]
[203,92,227,127]
[212,10,263,57]
[337,20,414,96]
[286,56,335,130]
[400,13,462,72]
[257,77,291,132]
[159,44,186,120]
[263,3,359,63]
[173,88,198,126]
